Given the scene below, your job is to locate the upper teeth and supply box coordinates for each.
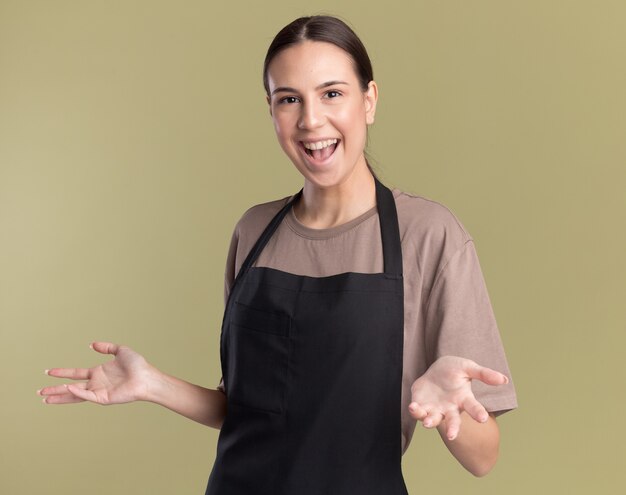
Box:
[302,139,338,150]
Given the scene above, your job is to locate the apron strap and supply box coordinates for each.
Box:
[375,178,403,278]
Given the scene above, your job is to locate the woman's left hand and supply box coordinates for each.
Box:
[408,355,508,441]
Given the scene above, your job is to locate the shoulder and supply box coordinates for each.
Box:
[393,188,472,250]
[391,187,478,297]
[232,194,294,243]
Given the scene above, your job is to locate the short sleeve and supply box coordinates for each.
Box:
[424,240,518,415]
[217,376,226,394]
[224,225,239,304]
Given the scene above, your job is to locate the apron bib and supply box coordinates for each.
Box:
[206,178,409,495]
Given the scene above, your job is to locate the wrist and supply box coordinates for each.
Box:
[141,362,170,404]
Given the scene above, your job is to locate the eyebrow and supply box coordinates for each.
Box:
[270,80,349,96]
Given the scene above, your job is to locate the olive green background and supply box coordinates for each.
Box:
[1,0,624,493]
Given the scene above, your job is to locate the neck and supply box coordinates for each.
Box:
[294,164,377,229]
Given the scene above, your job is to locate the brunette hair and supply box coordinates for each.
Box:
[262,15,373,95]
[262,15,377,175]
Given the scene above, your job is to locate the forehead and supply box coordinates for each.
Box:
[267,41,358,90]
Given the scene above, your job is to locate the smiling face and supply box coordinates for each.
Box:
[266,41,378,190]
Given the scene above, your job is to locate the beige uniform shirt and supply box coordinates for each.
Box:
[217,189,518,455]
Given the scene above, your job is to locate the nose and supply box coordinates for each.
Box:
[297,100,325,130]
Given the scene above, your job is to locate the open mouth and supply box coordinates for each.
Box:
[300,139,340,162]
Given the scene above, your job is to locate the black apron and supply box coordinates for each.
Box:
[205,178,409,495]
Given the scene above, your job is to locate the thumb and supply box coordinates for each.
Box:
[465,361,509,386]
[90,342,121,356]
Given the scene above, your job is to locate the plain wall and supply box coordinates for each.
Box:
[1,0,624,493]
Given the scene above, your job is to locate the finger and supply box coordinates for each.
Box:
[408,401,428,421]
[443,409,462,441]
[462,396,489,423]
[42,392,86,404]
[422,409,443,429]
[38,382,87,397]
[66,383,100,403]
[464,361,509,386]
[90,342,121,356]
[44,368,90,380]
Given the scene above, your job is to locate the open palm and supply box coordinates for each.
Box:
[38,342,152,405]
[408,355,509,440]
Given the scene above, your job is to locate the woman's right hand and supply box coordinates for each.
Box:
[38,341,155,405]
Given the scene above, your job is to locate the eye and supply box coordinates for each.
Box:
[278,96,300,104]
[325,90,342,99]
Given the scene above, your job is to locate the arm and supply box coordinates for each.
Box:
[146,366,227,429]
[417,237,517,474]
[38,341,227,430]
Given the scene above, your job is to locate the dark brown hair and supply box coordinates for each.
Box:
[262,15,377,174]
[262,15,373,96]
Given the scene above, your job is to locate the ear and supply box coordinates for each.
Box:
[364,80,378,125]
[266,95,272,117]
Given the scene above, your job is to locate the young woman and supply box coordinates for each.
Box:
[38,15,517,494]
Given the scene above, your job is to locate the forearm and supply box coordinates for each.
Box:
[437,411,500,477]
[143,364,227,430]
